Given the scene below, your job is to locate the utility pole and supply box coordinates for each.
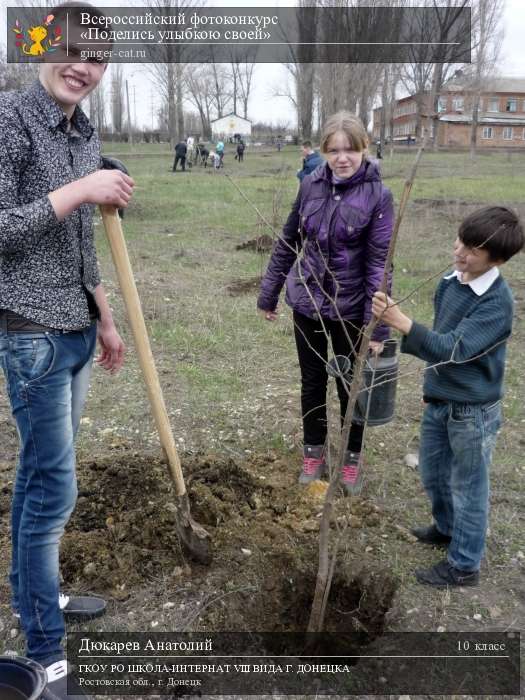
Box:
[150,89,155,131]
[126,79,132,146]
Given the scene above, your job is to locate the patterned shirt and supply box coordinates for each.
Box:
[0,79,101,330]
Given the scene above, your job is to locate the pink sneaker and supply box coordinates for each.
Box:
[341,451,364,495]
[299,445,326,484]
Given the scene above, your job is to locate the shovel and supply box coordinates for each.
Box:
[99,156,212,565]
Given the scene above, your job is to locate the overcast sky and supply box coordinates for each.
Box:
[2,0,525,128]
[129,0,525,129]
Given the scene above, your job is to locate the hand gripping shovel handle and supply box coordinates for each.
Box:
[100,205,212,564]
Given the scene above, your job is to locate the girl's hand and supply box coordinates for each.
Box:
[258,309,278,321]
[369,340,384,355]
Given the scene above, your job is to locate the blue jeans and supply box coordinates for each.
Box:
[0,324,96,664]
[419,400,502,572]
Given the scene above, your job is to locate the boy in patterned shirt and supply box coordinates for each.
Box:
[0,3,134,697]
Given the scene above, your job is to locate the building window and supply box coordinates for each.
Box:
[438,97,447,112]
[523,128,525,140]
[503,127,513,140]
[506,98,517,112]
[452,97,464,111]
[482,127,493,139]
[487,97,499,112]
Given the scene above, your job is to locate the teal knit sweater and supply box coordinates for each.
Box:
[401,273,514,403]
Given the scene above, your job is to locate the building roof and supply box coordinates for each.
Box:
[442,77,525,94]
[210,112,252,125]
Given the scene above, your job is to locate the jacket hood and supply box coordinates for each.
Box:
[310,158,381,187]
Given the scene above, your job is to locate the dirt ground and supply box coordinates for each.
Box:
[0,434,396,644]
[0,149,524,698]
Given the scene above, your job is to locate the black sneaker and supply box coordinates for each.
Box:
[42,660,92,699]
[58,594,107,622]
[415,559,479,588]
[411,523,452,546]
[13,594,106,623]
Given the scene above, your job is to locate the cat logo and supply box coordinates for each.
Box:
[12,15,62,57]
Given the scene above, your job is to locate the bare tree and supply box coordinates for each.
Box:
[234,51,257,120]
[400,62,434,138]
[110,64,125,134]
[278,0,318,139]
[427,0,471,150]
[184,64,214,139]
[378,64,402,151]
[317,64,348,126]
[469,0,504,157]
[141,0,200,145]
[208,60,232,119]
[0,50,38,91]
[88,83,106,132]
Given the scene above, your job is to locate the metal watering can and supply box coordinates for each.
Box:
[0,656,47,699]
[327,339,398,426]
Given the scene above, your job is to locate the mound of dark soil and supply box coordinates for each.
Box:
[54,451,398,639]
[227,276,262,295]
[235,234,274,253]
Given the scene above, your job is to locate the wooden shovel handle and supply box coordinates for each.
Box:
[100,205,186,497]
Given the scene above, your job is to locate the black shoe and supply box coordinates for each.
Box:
[43,660,92,699]
[411,523,452,546]
[59,594,107,622]
[13,595,106,624]
[415,559,479,588]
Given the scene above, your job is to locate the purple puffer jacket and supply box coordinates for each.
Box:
[257,159,394,341]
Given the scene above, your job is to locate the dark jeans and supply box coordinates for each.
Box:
[293,310,364,452]
[173,155,186,171]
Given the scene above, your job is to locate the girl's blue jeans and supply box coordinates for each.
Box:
[419,400,502,572]
[0,323,96,664]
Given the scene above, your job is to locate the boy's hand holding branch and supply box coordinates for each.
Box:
[372,292,412,335]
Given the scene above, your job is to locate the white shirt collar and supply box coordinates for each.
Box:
[444,267,500,296]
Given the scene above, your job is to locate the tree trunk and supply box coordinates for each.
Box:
[296,63,314,139]
[176,62,184,141]
[469,91,481,158]
[379,66,388,148]
[430,63,444,152]
[232,64,238,115]
[167,63,176,148]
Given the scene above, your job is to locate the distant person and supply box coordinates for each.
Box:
[297,140,324,181]
[173,139,187,172]
[376,141,383,159]
[277,137,282,152]
[198,144,210,167]
[215,140,225,167]
[258,111,394,494]
[186,135,195,164]
[373,207,524,587]
[235,140,245,162]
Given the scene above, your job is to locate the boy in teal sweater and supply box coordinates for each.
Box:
[372,207,524,587]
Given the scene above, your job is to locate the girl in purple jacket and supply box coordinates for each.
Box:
[257,112,394,493]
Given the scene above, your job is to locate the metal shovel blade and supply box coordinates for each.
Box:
[174,493,212,565]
